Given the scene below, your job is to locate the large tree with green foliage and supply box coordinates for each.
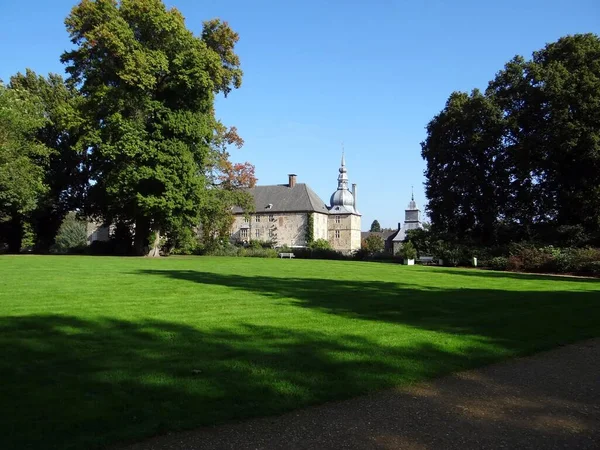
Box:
[422,34,600,247]
[0,84,50,252]
[61,0,245,255]
[362,234,384,254]
[9,70,85,252]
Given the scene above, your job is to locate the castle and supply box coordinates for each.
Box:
[230,154,361,253]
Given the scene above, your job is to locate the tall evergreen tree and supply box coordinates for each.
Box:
[369,220,382,232]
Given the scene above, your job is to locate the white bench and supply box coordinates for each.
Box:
[278,252,295,259]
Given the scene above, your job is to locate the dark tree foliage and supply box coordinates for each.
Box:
[422,34,600,247]
[369,220,382,232]
[9,70,85,253]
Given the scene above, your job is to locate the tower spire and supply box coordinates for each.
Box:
[341,142,345,168]
[411,185,414,201]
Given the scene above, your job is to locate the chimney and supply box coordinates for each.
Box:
[398,222,402,231]
[352,183,357,208]
[288,174,297,188]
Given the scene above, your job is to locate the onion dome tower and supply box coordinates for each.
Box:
[329,152,357,214]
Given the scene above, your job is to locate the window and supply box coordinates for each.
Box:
[335,215,341,224]
[255,229,260,238]
[241,228,248,238]
[255,215,261,223]
[269,215,275,222]
[335,230,340,239]
[244,216,249,223]
[269,229,275,238]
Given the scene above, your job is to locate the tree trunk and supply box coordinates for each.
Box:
[147,229,161,257]
[33,209,65,254]
[6,213,24,254]
[133,217,149,256]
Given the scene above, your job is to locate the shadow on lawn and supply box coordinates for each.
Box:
[138,269,600,349]
[1,270,599,450]
[432,267,600,283]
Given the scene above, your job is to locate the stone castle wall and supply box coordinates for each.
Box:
[231,212,310,247]
[327,213,361,254]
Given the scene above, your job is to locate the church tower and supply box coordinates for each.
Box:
[328,152,361,253]
[404,189,422,231]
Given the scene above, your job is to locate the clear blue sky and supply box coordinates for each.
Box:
[1,0,598,230]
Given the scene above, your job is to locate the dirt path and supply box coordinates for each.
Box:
[118,340,600,450]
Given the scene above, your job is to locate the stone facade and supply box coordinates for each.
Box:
[86,221,111,244]
[328,213,361,253]
[230,156,361,253]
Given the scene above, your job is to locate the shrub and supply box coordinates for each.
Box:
[362,234,384,254]
[399,241,417,260]
[488,256,509,271]
[243,248,277,258]
[309,238,332,250]
[54,214,88,253]
[293,247,348,260]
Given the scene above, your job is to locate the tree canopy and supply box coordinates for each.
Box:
[369,220,382,232]
[422,33,600,248]
[59,0,249,255]
[0,83,50,252]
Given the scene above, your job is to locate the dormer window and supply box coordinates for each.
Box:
[266,204,273,209]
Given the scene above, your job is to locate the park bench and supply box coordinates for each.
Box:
[278,252,295,259]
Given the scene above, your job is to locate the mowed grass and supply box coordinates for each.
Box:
[1,256,599,450]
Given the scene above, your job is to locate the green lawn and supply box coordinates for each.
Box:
[1,255,599,449]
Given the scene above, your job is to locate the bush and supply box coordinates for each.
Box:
[242,248,277,258]
[54,214,88,253]
[309,239,332,250]
[399,241,417,260]
[292,247,348,260]
[488,256,509,271]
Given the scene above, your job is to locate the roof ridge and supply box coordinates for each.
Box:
[304,184,329,212]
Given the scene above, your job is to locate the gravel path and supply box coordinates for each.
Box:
[119,340,600,450]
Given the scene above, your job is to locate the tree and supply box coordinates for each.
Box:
[422,89,507,247]
[54,212,88,253]
[422,34,600,248]
[404,228,432,257]
[9,70,85,253]
[369,220,382,232]
[362,234,384,254]
[399,241,417,260]
[200,123,255,249]
[0,84,50,252]
[61,0,245,256]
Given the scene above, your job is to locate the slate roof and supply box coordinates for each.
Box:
[232,183,330,214]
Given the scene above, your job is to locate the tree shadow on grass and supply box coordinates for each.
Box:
[137,269,600,351]
[2,270,599,450]
[2,315,499,450]
[432,267,600,283]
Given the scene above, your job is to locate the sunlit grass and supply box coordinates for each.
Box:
[0,255,599,449]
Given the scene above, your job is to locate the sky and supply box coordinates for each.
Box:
[1,0,599,230]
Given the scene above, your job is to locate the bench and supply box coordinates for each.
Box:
[278,252,295,259]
